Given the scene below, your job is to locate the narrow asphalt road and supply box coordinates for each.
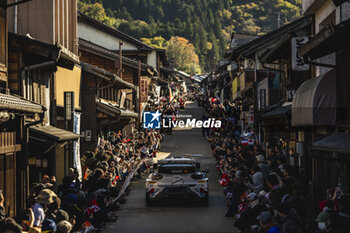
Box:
[103,102,235,233]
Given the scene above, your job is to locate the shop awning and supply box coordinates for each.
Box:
[299,18,350,60]
[311,133,350,154]
[79,38,157,76]
[30,125,80,142]
[120,109,139,118]
[96,98,138,118]
[262,103,292,119]
[96,99,121,118]
[292,69,336,127]
[0,93,45,114]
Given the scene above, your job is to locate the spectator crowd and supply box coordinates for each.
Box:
[0,94,192,233]
[200,95,350,233]
[0,127,163,233]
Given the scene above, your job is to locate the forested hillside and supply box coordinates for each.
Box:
[78,0,301,73]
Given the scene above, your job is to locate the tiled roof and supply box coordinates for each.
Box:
[0,93,45,114]
[81,62,135,90]
[30,125,80,141]
[79,38,157,75]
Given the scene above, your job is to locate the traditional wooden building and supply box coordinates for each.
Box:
[78,39,156,153]
[257,16,312,159]
[0,0,47,217]
[78,12,171,116]
[78,12,158,69]
[296,0,350,209]
[80,61,137,153]
[230,16,313,144]
[7,0,82,188]
[8,32,81,203]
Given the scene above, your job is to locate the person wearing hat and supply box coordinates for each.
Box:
[246,192,258,202]
[257,211,280,233]
[33,189,57,227]
[315,211,338,233]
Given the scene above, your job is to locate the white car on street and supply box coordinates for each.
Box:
[145,156,209,206]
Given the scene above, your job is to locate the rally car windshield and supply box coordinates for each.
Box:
[158,164,196,174]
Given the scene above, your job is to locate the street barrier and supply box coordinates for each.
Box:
[107,161,143,205]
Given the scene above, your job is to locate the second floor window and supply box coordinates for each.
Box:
[23,70,49,105]
[98,86,118,103]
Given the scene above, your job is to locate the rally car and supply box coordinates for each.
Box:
[145,156,209,206]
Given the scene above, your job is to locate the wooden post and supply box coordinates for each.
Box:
[138,60,141,123]
[119,41,123,79]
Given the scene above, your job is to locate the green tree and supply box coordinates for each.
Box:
[78,0,302,73]
[166,36,200,74]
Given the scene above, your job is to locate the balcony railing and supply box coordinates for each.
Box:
[0,131,21,154]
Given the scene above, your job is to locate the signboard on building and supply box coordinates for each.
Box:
[73,112,82,180]
[140,76,148,102]
[287,89,296,101]
[291,37,309,71]
[119,91,126,108]
[248,113,254,128]
[155,86,161,100]
[232,77,240,100]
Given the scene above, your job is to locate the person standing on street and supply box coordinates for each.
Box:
[314,212,339,233]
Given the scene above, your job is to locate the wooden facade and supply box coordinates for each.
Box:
[78,36,163,153]
[0,0,169,219]
[0,3,16,218]
[80,50,136,110]
[0,3,49,217]
[0,120,20,217]
[0,3,7,86]
[0,0,84,216]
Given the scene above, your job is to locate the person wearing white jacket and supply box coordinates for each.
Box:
[245,165,265,193]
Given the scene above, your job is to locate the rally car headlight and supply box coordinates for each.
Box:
[151,173,163,180]
[191,172,203,179]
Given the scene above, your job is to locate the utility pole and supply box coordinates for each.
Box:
[138,60,141,122]
[119,41,123,79]
[277,12,281,28]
